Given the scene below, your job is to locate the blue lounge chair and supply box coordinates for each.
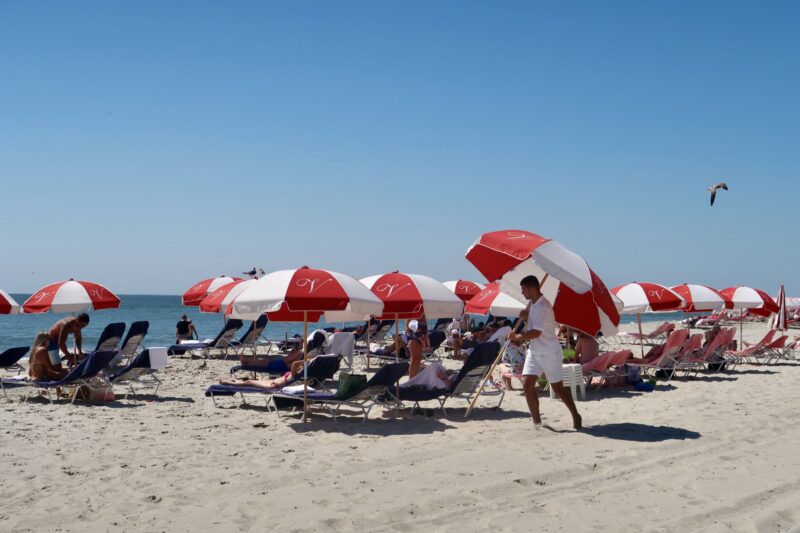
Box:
[89,322,126,353]
[205,354,341,408]
[395,341,504,417]
[229,315,268,356]
[0,347,30,399]
[109,348,168,398]
[168,319,243,358]
[25,351,117,404]
[271,362,409,421]
[110,320,150,367]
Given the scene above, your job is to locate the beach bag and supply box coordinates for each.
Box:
[82,377,115,402]
[335,373,366,399]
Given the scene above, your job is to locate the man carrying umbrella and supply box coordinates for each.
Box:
[47,313,90,365]
[509,276,582,430]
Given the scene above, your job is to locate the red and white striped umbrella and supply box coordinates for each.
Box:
[770,285,788,331]
[201,279,331,321]
[719,286,779,312]
[22,279,121,314]
[182,276,242,307]
[443,280,485,303]
[465,282,526,317]
[230,266,383,321]
[361,272,464,319]
[465,229,620,336]
[670,284,726,312]
[611,282,685,314]
[0,289,20,314]
[229,266,384,421]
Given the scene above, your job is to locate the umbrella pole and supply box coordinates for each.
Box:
[303,312,308,423]
[394,315,401,406]
[740,309,744,349]
[466,302,530,418]
[637,313,644,358]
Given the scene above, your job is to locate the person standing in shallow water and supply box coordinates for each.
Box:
[509,275,582,430]
[175,314,196,342]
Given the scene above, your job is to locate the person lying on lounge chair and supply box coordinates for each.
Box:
[400,362,455,390]
[28,332,69,382]
[219,355,312,389]
[574,332,600,366]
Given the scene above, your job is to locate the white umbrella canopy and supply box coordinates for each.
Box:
[464,282,526,317]
[22,279,121,314]
[230,267,384,321]
[719,286,778,311]
[0,289,20,314]
[443,280,485,303]
[670,284,726,312]
[361,272,464,319]
[611,282,685,315]
[465,230,620,337]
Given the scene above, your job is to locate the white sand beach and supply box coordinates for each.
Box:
[2,321,799,532]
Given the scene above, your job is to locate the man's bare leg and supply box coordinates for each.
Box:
[522,375,542,426]
[549,381,582,429]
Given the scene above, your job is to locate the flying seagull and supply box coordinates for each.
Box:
[708,182,728,206]
[243,267,257,278]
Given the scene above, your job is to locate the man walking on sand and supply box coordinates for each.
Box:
[509,275,582,430]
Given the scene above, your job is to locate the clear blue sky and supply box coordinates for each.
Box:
[1,1,797,295]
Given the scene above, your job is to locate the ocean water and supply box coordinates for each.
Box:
[0,294,691,350]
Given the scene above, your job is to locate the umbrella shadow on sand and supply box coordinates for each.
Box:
[286,414,455,436]
[574,422,701,442]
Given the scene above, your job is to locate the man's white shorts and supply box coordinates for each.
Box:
[522,351,563,383]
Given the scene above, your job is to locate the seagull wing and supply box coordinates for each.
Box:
[710,189,717,206]
[720,183,728,190]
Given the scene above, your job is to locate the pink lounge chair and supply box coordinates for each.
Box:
[626,329,689,380]
[758,335,788,365]
[726,330,776,367]
[582,350,632,387]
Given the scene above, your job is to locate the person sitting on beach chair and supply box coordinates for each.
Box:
[400,361,454,390]
[574,331,600,366]
[28,332,69,382]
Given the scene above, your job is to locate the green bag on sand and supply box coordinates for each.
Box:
[335,373,367,399]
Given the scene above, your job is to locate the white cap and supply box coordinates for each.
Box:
[408,320,419,332]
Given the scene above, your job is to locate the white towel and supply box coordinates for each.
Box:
[326,332,355,367]
[282,384,314,394]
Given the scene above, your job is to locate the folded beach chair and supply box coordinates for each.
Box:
[109,347,170,398]
[395,341,504,417]
[168,319,243,358]
[24,350,116,404]
[89,322,126,353]
[625,329,689,380]
[229,315,269,356]
[0,346,30,399]
[270,362,409,421]
[205,354,341,408]
[110,320,150,367]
